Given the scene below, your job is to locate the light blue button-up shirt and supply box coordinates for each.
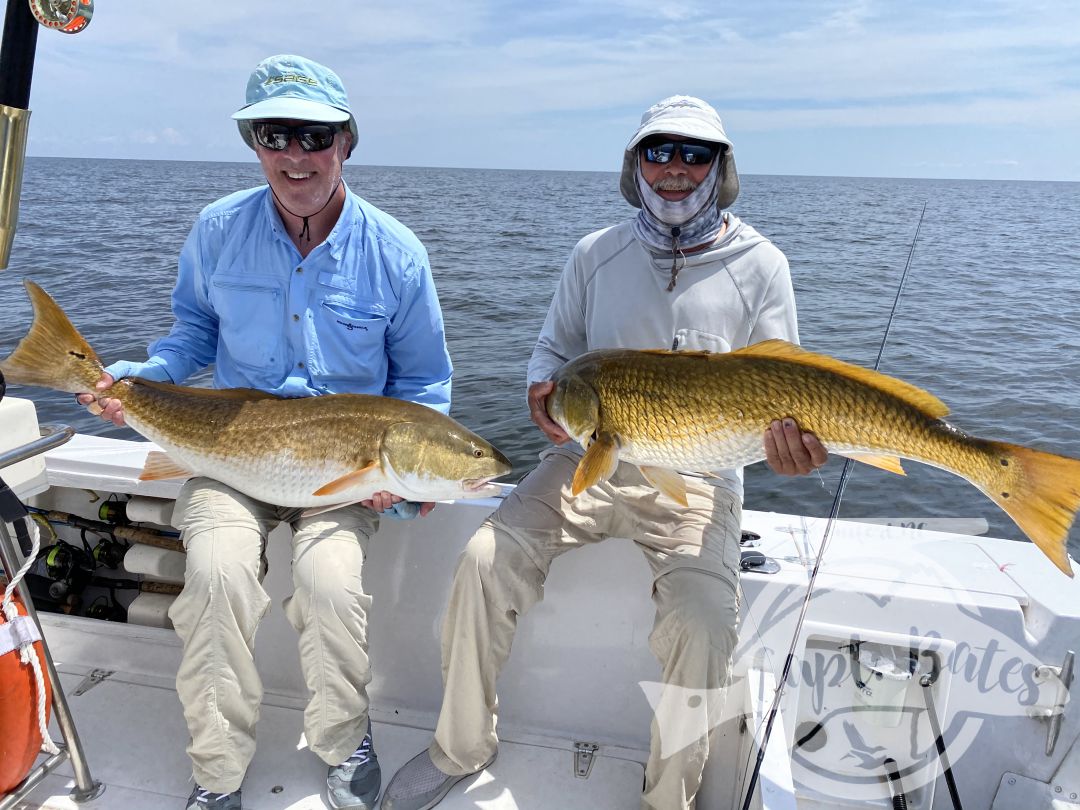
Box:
[145,183,452,413]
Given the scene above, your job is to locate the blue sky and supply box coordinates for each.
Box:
[10,0,1080,180]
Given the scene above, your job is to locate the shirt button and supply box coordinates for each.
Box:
[297,361,305,369]
[295,267,303,274]
[293,314,300,322]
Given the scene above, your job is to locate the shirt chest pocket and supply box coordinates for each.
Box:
[307,295,390,384]
[210,277,286,374]
[671,328,731,353]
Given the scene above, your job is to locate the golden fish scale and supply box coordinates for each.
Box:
[579,351,999,479]
[113,380,432,471]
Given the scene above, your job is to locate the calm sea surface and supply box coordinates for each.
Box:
[4,158,1080,559]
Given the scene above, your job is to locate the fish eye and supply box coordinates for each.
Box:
[473,448,484,458]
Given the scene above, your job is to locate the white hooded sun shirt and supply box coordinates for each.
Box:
[528,96,799,498]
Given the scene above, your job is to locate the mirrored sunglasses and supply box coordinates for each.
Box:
[640,139,722,166]
[253,122,342,153]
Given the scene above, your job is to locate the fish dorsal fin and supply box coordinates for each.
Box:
[139,451,194,481]
[731,339,949,419]
[312,461,379,497]
[133,380,282,400]
[638,465,689,506]
[838,452,907,476]
[571,433,620,496]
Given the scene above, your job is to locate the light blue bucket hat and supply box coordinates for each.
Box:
[232,54,358,157]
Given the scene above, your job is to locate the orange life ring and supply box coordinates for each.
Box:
[0,593,52,794]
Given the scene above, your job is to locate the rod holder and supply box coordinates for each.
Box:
[0,103,31,270]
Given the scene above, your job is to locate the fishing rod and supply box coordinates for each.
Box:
[738,201,929,810]
[0,0,93,270]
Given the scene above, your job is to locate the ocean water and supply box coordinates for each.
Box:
[3,157,1080,561]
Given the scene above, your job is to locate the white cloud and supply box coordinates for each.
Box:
[9,0,1079,178]
[130,128,187,146]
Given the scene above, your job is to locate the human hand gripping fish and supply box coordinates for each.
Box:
[544,345,1080,576]
[3,281,512,515]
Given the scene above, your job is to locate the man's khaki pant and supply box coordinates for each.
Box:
[428,447,741,810]
[167,477,379,793]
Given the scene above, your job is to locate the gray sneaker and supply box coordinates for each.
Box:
[326,726,381,809]
[184,785,241,809]
[382,749,495,810]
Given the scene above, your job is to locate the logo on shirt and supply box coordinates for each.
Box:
[336,319,368,332]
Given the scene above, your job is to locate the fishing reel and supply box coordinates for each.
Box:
[39,538,94,600]
[91,536,127,569]
[84,594,127,622]
[28,0,94,34]
[97,499,130,526]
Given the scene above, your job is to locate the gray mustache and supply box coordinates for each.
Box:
[653,176,698,192]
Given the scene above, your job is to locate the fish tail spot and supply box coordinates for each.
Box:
[0,280,104,394]
[983,440,1080,577]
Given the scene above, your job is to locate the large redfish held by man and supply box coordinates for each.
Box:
[547,343,1080,576]
[1,280,512,510]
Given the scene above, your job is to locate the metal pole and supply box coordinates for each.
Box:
[0,428,105,804]
[0,0,38,269]
[0,425,75,470]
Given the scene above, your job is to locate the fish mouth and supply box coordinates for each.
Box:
[463,477,504,496]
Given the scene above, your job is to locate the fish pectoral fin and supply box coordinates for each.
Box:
[638,466,689,507]
[840,452,907,476]
[312,461,379,497]
[571,433,620,496]
[138,451,194,481]
[300,501,361,519]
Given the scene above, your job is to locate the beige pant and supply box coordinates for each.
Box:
[167,478,379,793]
[429,447,741,810]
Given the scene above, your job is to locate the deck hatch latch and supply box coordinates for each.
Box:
[72,668,114,696]
[1029,649,1074,756]
[573,741,599,779]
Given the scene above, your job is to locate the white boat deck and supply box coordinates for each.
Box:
[3,420,1079,810]
[18,667,644,809]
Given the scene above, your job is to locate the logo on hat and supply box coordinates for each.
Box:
[265,74,319,87]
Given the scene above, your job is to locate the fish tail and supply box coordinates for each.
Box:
[981,440,1080,577]
[0,280,105,394]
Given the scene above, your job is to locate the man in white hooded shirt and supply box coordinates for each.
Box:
[383,96,827,810]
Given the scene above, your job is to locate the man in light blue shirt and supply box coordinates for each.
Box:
[138,165,451,409]
[80,54,450,810]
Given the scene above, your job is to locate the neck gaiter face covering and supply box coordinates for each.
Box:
[632,160,725,291]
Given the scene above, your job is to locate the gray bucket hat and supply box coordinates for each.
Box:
[619,95,739,210]
[232,54,358,158]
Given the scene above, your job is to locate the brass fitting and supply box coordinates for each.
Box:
[0,103,32,270]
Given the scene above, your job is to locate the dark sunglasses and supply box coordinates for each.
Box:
[640,138,722,166]
[252,122,342,153]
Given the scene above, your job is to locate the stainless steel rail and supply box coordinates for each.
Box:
[0,424,104,807]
